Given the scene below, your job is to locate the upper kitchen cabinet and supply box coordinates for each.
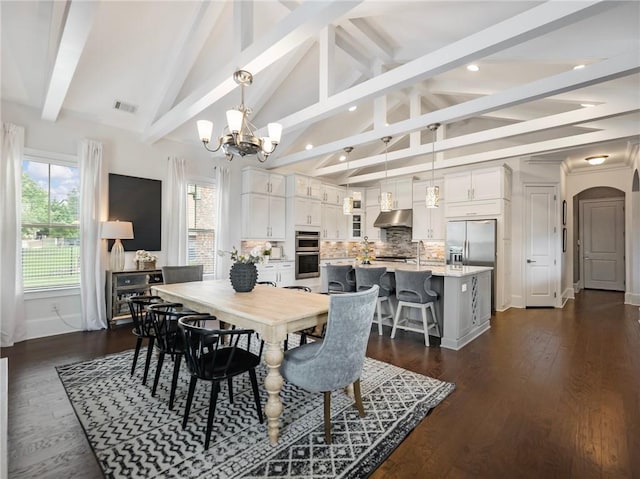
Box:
[241,167,286,240]
[412,180,445,241]
[321,184,344,205]
[288,174,322,200]
[321,203,347,240]
[445,166,511,203]
[380,177,413,209]
[242,167,285,196]
[444,165,512,218]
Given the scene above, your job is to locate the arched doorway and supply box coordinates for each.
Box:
[573,187,625,291]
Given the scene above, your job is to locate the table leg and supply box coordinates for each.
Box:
[264,340,284,444]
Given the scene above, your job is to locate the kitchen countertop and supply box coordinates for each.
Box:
[321,261,492,277]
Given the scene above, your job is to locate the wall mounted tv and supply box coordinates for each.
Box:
[108,173,162,251]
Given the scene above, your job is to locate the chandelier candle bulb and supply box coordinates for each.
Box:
[226,110,244,133]
[196,120,213,143]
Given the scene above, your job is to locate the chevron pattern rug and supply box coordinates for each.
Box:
[57,344,454,479]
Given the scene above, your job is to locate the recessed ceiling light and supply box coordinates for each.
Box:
[385,122,389,127]
[580,103,595,108]
[305,144,313,150]
[466,64,479,72]
[348,105,357,112]
[573,64,586,70]
[585,155,608,165]
[339,155,346,162]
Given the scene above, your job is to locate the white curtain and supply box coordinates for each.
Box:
[79,139,107,330]
[215,165,231,279]
[164,157,188,265]
[0,123,26,346]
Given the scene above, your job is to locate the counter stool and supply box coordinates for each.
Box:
[390,270,441,347]
[326,264,356,293]
[355,267,394,335]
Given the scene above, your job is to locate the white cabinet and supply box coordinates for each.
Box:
[288,174,322,200]
[321,184,344,205]
[321,204,347,240]
[365,187,380,207]
[348,211,364,240]
[293,198,321,228]
[380,178,413,209]
[412,201,445,241]
[445,166,510,203]
[364,204,383,241]
[241,194,286,240]
[242,167,285,196]
[257,261,295,286]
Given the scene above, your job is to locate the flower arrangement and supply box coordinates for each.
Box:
[262,242,272,256]
[356,236,375,264]
[135,250,158,263]
[218,246,263,264]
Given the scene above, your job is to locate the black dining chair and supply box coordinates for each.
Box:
[178,315,263,450]
[128,295,166,385]
[147,303,208,410]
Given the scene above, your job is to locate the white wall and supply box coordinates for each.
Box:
[2,100,245,339]
[627,144,640,305]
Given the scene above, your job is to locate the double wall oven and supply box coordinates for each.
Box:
[295,231,320,279]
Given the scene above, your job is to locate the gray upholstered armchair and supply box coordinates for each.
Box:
[280,286,379,444]
[162,265,203,284]
[325,264,356,293]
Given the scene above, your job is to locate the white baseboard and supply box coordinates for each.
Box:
[624,292,640,306]
[510,295,525,309]
[24,314,83,340]
[573,281,582,293]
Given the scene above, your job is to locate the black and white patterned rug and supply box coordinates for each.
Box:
[56,343,455,479]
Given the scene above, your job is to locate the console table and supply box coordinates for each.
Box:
[105,269,163,327]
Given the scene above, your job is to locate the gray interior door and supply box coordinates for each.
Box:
[582,199,625,291]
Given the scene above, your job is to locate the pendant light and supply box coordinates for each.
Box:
[343,146,354,215]
[380,136,392,212]
[426,123,441,208]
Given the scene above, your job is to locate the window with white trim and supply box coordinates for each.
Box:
[21,156,80,290]
[187,182,216,275]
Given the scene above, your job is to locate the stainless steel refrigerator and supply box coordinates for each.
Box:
[446,219,497,311]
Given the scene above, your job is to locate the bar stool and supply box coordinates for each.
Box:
[390,270,441,346]
[355,267,394,335]
[326,264,356,293]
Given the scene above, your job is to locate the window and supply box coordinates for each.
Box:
[187,182,216,275]
[21,157,80,290]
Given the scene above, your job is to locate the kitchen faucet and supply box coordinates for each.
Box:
[416,240,424,266]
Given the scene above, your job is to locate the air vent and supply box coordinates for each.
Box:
[113,100,138,114]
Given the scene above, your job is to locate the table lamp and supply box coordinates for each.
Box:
[101,221,134,271]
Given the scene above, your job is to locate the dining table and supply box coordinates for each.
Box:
[151,279,330,444]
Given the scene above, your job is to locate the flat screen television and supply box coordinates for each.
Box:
[108,173,161,251]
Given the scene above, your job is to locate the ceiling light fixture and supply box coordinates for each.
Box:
[580,103,595,108]
[585,155,608,165]
[196,70,282,163]
[348,105,357,112]
[426,123,441,208]
[573,64,586,70]
[305,143,313,150]
[380,136,393,212]
[466,64,479,72]
[339,154,346,162]
[343,147,354,215]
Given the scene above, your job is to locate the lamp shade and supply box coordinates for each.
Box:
[101,221,134,239]
[267,123,283,143]
[197,120,213,143]
[226,109,244,133]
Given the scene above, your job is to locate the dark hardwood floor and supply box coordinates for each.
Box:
[3,290,639,478]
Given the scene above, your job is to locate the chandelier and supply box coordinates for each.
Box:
[196,70,283,162]
[343,146,354,215]
[426,123,441,208]
[380,136,392,212]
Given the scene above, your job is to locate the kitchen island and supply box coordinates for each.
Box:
[321,261,493,350]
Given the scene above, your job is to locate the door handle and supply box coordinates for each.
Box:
[584,257,590,260]
[527,259,536,263]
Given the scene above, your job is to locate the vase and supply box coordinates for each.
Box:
[229,262,258,292]
[263,255,270,264]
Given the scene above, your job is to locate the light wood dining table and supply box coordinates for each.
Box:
[151,279,330,444]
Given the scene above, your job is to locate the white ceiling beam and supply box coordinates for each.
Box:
[348,123,640,184]
[148,1,226,124]
[319,26,335,101]
[143,0,362,143]
[46,1,69,63]
[341,17,393,63]
[41,1,99,121]
[265,1,610,136]
[314,100,640,177]
[234,0,253,54]
[334,28,371,75]
[373,60,387,130]
[270,50,640,168]
[409,89,421,148]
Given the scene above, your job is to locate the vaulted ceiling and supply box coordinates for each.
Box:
[2,0,639,185]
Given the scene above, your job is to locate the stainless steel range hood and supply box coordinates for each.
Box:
[373,209,413,228]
